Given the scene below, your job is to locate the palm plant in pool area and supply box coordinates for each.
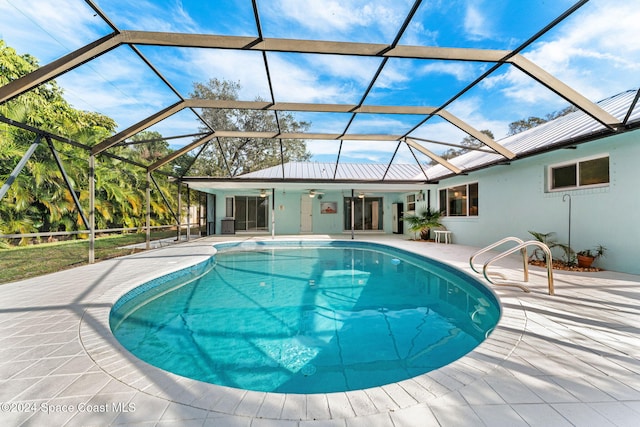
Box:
[528,230,572,265]
[402,208,443,240]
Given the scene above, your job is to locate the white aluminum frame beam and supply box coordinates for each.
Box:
[91,101,184,155]
[405,138,462,174]
[148,133,216,172]
[510,55,621,128]
[94,98,511,159]
[0,30,620,130]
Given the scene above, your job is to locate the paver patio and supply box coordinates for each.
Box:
[1,235,638,426]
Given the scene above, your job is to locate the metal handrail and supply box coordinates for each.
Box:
[483,240,555,295]
[469,236,527,280]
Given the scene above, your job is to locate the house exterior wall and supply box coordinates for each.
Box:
[431,129,640,275]
[206,190,405,236]
[201,128,639,274]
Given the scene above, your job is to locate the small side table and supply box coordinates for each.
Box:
[434,230,452,244]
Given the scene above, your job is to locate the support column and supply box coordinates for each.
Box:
[177,181,182,242]
[271,188,275,239]
[186,184,191,241]
[150,174,178,224]
[89,154,95,264]
[146,172,151,250]
[46,137,90,230]
[351,189,355,240]
[0,135,41,202]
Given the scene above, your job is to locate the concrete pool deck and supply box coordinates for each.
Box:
[1,235,639,426]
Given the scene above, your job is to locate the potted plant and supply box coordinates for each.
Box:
[402,208,443,240]
[576,245,606,268]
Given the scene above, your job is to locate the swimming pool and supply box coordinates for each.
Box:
[110,240,500,394]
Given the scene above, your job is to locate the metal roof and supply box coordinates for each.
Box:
[423,89,640,181]
[239,162,424,181]
[182,88,640,190]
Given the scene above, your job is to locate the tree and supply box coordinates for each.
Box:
[508,116,548,135]
[434,130,495,164]
[187,78,311,177]
[1,39,176,242]
[125,131,171,164]
[507,106,577,136]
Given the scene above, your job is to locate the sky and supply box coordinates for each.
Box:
[1,0,639,166]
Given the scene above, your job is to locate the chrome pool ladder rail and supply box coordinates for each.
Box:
[483,240,555,296]
[469,236,527,280]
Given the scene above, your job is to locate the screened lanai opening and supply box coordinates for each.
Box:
[1,0,640,242]
[2,1,640,177]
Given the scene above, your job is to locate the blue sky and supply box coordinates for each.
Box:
[1,0,639,165]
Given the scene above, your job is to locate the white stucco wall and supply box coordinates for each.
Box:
[432,130,640,274]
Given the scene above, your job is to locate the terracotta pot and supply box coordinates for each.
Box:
[577,255,595,268]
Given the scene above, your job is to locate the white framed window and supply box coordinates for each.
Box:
[439,183,478,217]
[225,197,234,217]
[406,194,416,212]
[548,154,609,192]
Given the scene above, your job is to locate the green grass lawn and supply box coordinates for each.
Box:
[0,231,180,285]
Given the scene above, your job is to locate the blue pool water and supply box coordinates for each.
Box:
[110,241,500,394]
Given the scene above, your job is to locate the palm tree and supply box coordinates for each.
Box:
[402,208,443,240]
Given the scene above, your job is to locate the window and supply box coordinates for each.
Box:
[406,194,416,211]
[344,197,383,231]
[225,197,234,217]
[548,155,609,191]
[439,183,478,217]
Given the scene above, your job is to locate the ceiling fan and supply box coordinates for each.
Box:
[243,189,269,198]
[308,189,325,199]
[356,191,376,199]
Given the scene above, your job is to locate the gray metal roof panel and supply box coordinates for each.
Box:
[426,89,640,180]
[239,162,424,181]
[239,90,639,183]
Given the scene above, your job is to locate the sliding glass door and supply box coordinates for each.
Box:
[344,197,383,231]
[234,196,269,231]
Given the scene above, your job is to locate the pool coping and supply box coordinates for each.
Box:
[79,238,526,422]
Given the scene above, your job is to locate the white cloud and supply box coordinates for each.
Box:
[447,97,510,139]
[409,119,469,153]
[308,55,382,87]
[271,0,410,40]
[402,21,439,46]
[419,62,478,82]
[485,1,640,105]
[55,50,181,130]
[339,140,402,163]
[375,60,412,90]
[180,49,369,104]
[0,0,105,61]
[97,0,200,33]
[268,54,359,103]
[306,140,342,156]
[463,4,492,41]
[185,49,271,99]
